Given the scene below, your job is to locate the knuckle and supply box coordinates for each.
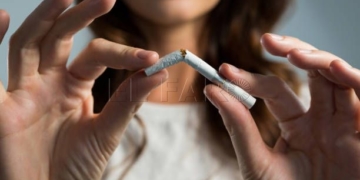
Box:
[10,32,41,49]
[307,70,321,78]
[268,75,285,87]
[120,46,137,57]
[52,0,73,10]
[266,76,287,100]
[97,0,116,14]
[232,75,252,92]
[9,33,37,49]
[9,33,20,47]
[288,48,299,54]
[227,125,236,138]
[87,38,107,52]
[286,36,300,42]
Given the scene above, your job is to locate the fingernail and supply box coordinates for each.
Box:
[227,64,241,73]
[137,50,156,60]
[269,33,284,40]
[297,49,312,54]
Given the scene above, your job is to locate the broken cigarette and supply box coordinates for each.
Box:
[144,49,256,109]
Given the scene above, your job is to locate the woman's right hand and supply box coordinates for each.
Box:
[0,1,167,180]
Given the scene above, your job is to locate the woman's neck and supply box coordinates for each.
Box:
[135,17,207,104]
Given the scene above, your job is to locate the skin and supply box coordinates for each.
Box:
[123,0,220,26]
[0,0,168,179]
[123,0,220,103]
[0,0,359,180]
[204,34,360,179]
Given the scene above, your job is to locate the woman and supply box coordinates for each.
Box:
[0,0,359,179]
[86,0,302,179]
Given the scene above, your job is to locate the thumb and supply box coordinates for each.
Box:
[0,10,9,44]
[94,69,168,141]
[204,84,273,177]
[0,10,9,102]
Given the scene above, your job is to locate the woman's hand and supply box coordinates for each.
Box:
[204,33,360,180]
[0,1,167,180]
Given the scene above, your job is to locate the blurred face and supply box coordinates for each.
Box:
[123,0,220,25]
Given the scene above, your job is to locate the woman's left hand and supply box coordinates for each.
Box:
[204,33,360,180]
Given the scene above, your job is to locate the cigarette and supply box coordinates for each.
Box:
[144,49,256,109]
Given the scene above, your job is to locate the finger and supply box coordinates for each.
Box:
[68,39,158,82]
[287,49,344,69]
[204,84,273,175]
[0,10,9,102]
[39,0,115,72]
[307,70,334,114]
[330,60,360,106]
[333,87,359,133]
[219,63,305,122]
[326,62,359,133]
[261,33,317,57]
[287,48,351,86]
[10,0,72,45]
[0,10,10,44]
[261,34,337,112]
[334,87,358,115]
[8,0,73,89]
[0,80,5,103]
[94,69,168,140]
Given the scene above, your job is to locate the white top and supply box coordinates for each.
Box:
[103,85,310,180]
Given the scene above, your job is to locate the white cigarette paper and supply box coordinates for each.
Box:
[145,49,256,109]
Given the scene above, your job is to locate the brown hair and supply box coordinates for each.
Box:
[77,0,299,177]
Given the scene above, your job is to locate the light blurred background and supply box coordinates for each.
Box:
[1,0,360,86]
